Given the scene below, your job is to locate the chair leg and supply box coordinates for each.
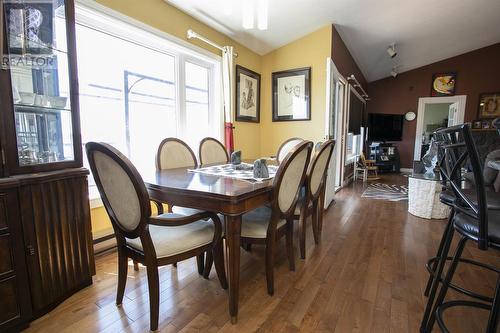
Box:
[146,265,160,331]
[203,251,213,279]
[424,211,454,296]
[285,218,295,271]
[299,206,307,259]
[486,275,500,333]
[116,251,128,305]
[265,238,275,296]
[423,236,467,333]
[196,253,205,275]
[213,241,228,289]
[420,222,455,330]
[133,260,139,271]
[363,170,367,182]
[311,199,320,245]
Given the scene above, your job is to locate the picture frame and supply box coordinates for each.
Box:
[472,120,483,129]
[272,67,311,122]
[482,120,491,129]
[430,72,456,97]
[478,92,500,119]
[235,65,260,123]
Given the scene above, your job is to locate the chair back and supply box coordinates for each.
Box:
[199,137,229,165]
[434,124,488,249]
[273,141,313,216]
[156,138,197,170]
[277,138,304,164]
[86,142,151,239]
[307,140,336,199]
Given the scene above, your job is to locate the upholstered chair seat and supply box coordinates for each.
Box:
[241,207,286,238]
[440,189,500,210]
[453,211,500,245]
[126,213,219,258]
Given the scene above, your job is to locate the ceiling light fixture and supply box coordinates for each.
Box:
[387,43,397,58]
[257,0,268,30]
[242,0,255,29]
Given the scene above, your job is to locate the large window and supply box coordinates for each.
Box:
[74,4,221,198]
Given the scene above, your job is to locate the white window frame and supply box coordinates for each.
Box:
[75,1,223,206]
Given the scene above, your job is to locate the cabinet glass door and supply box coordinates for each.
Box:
[4,0,74,166]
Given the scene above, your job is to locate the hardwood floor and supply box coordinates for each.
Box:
[23,175,499,332]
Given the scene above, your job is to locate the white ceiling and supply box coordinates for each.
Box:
[167,0,500,82]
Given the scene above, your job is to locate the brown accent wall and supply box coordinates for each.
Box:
[367,43,500,168]
[331,25,367,89]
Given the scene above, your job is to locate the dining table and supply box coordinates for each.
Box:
[141,165,274,323]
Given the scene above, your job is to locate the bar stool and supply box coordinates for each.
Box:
[420,124,500,333]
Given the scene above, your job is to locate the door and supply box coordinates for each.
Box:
[448,101,459,126]
[324,58,346,207]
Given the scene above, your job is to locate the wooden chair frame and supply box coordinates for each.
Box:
[241,141,312,295]
[293,140,336,259]
[86,142,227,331]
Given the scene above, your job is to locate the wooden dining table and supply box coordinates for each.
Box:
[142,166,274,323]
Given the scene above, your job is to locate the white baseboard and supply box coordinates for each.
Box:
[400,168,413,173]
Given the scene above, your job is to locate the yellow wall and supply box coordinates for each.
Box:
[88,0,332,237]
[259,25,332,156]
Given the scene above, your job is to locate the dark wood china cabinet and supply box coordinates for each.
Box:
[0,0,94,331]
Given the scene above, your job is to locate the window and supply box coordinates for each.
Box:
[74,4,221,199]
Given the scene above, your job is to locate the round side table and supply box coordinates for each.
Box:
[408,173,450,219]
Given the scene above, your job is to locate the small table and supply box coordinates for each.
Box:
[142,166,273,323]
[408,173,450,219]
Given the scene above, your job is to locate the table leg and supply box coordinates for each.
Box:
[225,215,242,324]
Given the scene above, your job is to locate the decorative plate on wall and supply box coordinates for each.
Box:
[405,111,416,121]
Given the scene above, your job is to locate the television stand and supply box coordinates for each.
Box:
[369,143,401,173]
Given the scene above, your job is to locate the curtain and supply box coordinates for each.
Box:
[222,46,235,153]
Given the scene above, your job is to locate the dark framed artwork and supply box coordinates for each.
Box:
[472,120,482,129]
[5,1,54,55]
[235,65,260,123]
[478,92,500,119]
[430,72,456,97]
[272,67,311,121]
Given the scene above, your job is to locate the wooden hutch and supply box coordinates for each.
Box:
[0,0,94,331]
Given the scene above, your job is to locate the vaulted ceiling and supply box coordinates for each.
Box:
[167,0,500,82]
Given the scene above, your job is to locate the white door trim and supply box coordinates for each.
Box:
[414,95,467,161]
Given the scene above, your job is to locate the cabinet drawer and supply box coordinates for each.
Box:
[0,234,14,277]
[0,194,8,231]
[0,276,21,326]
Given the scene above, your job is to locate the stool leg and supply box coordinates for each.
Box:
[423,236,467,333]
[420,222,455,331]
[424,211,454,296]
[486,275,500,333]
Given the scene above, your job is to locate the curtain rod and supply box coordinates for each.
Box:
[347,74,369,100]
[187,29,238,57]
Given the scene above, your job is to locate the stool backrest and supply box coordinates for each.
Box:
[156,138,197,170]
[435,124,488,249]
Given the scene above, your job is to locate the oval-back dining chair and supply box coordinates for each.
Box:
[156,137,198,170]
[293,140,336,259]
[199,137,229,166]
[240,140,312,295]
[86,142,227,331]
[276,137,304,164]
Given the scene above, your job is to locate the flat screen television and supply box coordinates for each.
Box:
[368,113,404,141]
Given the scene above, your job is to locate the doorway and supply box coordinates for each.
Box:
[414,95,466,160]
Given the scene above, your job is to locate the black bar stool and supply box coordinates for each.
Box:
[420,123,500,333]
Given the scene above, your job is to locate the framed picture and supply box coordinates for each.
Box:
[272,67,311,121]
[482,120,491,129]
[478,92,500,119]
[431,72,456,97]
[235,65,260,123]
[5,2,54,55]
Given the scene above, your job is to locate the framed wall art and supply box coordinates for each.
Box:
[272,67,311,121]
[478,92,500,119]
[235,65,260,123]
[430,72,456,97]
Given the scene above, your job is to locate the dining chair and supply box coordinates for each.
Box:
[199,137,229,165]
[241,141,312,295]
[86,142,227,331]
[276,137,304,164]
[156,137,212,274]
[419,124,500,333]
[293,140,335,259]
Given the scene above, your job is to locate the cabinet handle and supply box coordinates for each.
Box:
[27,245,35,256]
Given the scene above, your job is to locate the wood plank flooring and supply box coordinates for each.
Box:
[23,175,499,332]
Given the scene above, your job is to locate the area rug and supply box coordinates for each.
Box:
[361,183,408,201]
